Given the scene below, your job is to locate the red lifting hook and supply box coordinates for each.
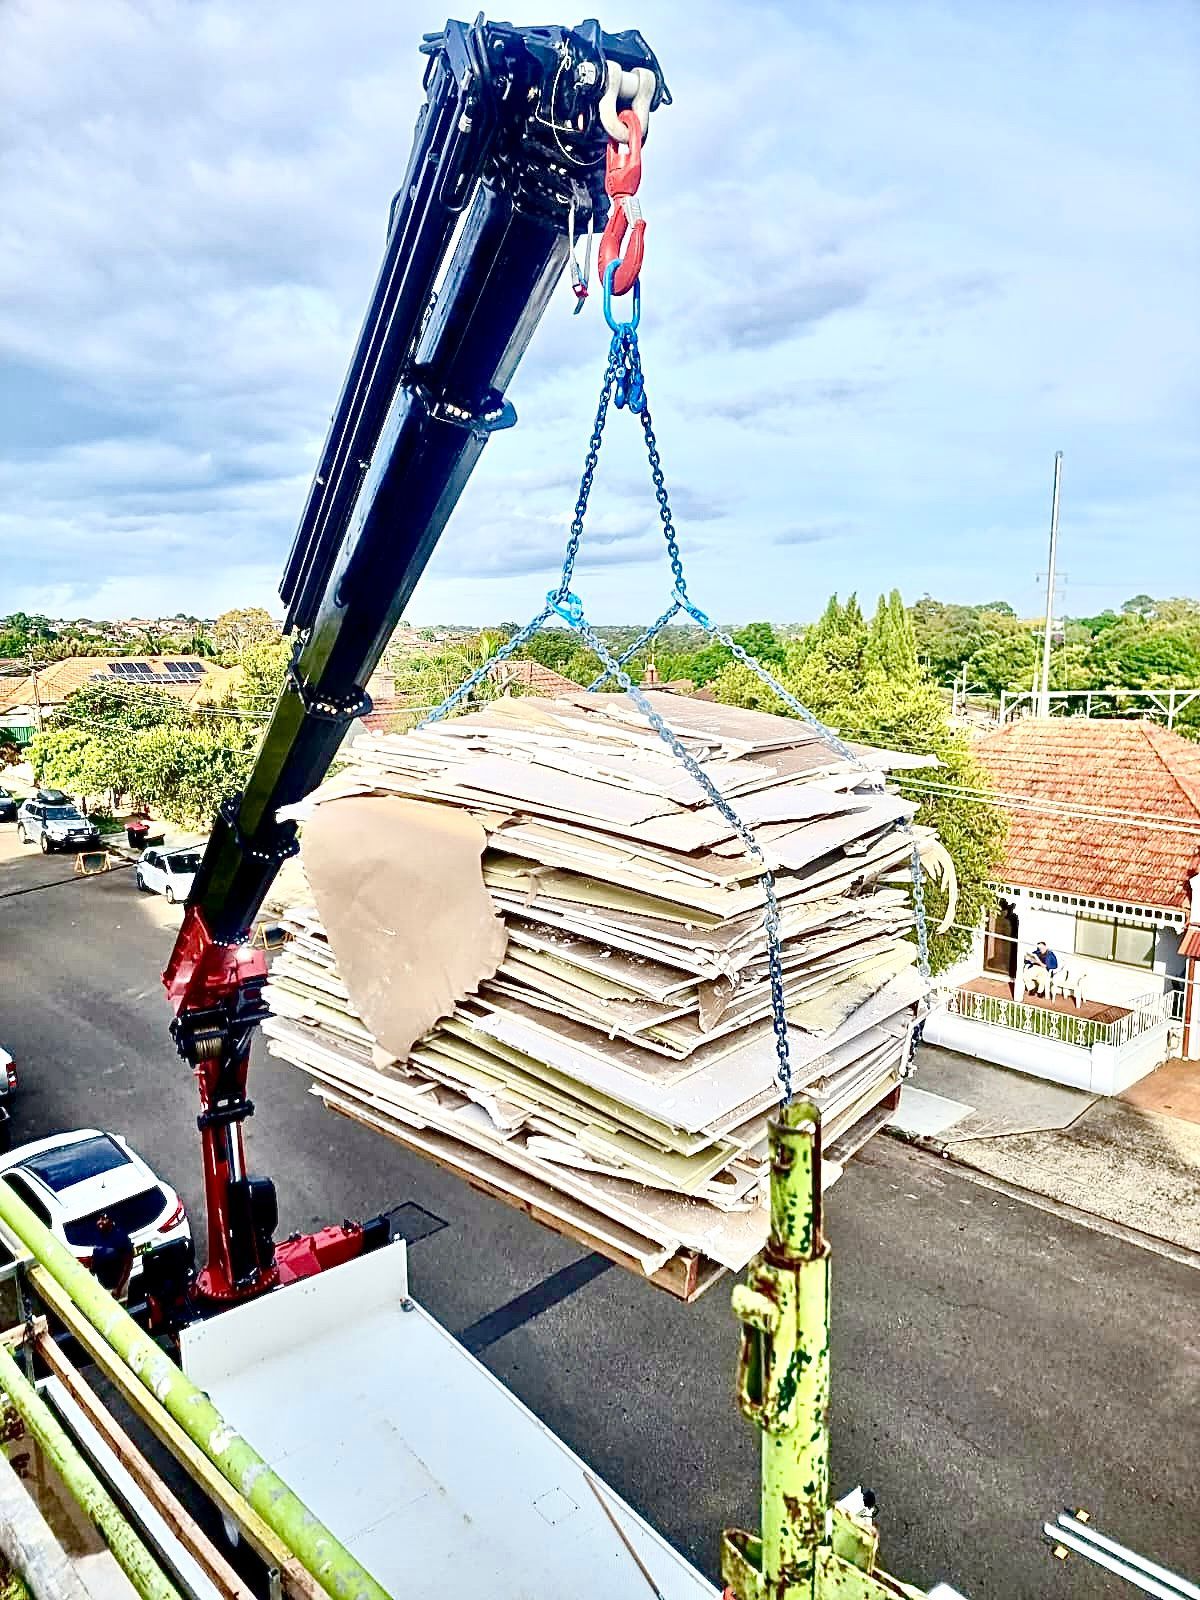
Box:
[597,109,645,297]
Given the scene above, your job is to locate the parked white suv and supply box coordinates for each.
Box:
[0,1130,189,1286]
[135,846,201,903]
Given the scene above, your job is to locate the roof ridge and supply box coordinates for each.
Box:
[1137,720,1200,818]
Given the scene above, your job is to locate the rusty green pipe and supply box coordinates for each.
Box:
[0,1183,392,1600]
[0,1342,180,1600]
[726,1100,831,1598]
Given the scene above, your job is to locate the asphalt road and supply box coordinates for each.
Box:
[1,824,1197,1599]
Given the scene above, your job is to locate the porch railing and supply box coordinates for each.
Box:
[943,987,1169,1051]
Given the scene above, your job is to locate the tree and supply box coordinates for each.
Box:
[388,632,507,710]
[212,607,279,661]
[514,630,579,672]
[965,631,1038,695]
[1121,594,1157,617]
[704,589,1007,972]
[559,644,605,685]
[0,613,57,659]
[731,622,786,669]
[226,637,291,713]
[865,590,919,683]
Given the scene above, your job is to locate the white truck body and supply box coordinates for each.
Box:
[181,1241,719,1599]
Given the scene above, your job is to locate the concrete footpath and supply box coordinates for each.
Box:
[892,1043,1200,1255]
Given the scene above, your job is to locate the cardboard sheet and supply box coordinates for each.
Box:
[302,795,507,1058]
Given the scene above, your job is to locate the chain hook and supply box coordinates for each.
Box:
[597,109,645,296]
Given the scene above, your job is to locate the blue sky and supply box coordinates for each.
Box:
[1,0,1197,626]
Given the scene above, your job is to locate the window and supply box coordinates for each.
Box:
[25,1135,128,1193]
[3,1174,52,1227]
[1115,923,1157,967]
[63,1187,166,1248]
[1075,914,1156,969]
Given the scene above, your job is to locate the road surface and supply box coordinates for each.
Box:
[1,826,1196,1599]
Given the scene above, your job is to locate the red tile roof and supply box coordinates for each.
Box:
[1179,925,1200,960]
[492,660,582,698]
[975,718,1200,911]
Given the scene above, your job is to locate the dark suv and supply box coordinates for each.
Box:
[0,787,16,823]
[17,794,100,853]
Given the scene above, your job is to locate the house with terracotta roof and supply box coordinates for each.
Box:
[925,718,1200,1092]
[491,660,584,698]
[0,657,237,743]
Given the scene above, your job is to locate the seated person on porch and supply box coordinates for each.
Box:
[1023,940,1059,991]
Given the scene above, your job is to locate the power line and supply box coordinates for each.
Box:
[898,777,1200,838]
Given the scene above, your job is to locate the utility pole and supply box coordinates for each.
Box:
[1038,451,1063,718]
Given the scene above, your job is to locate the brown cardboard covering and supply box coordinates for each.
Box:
[302,795,507,1058]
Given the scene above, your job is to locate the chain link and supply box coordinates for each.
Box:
[555,336,625,602]
[417,604,555,728]
[586,598,682,691]
[413,301,937,1100]
[558,601,794,1103]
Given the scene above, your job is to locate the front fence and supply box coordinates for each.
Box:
[943,986,1169,1052]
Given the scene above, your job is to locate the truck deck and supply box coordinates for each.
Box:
[181,1241,717,1599]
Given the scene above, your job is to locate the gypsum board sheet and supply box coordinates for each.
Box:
[522,1128,761,1211]
[785,948,916,1036]
[466,1003,805,1133]
[503,924,701,1004]
[263,983,376,1046]
[491,815,764,890]
[263,1015,419,1085]
[482,855,792,927]
[643,940,908,1052]
[468,950,923,1111]
[763,817,912,877]
[309,1067,769,1272]
[418,1035,746,1168]
[487,828,766,914]
[312,1087,686,1280]
[788,831,915,893]
[405,1032,748,1189]
[818,1040,904,1110]
[430,1021,784,1160]
[485,881,829,970]
[470,742,783,808]
[448,1035,778,1158]
[270,957,353,1004]
[709,803,913,871]
[491,889,882,983]
[574,692,833,755]
[486,937,903,1060]
[392,771,738,854]
[815,1066,902,1148]
[266,976,368,1033]
[437,753,687,826]
[732,784,875,827]
[491,957,694,1036]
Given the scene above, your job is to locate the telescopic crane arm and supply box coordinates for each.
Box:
[161,16,668,1306]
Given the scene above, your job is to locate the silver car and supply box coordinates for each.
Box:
[17,795,100,853]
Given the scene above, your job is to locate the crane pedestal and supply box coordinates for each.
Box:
[722,1101,929,1600]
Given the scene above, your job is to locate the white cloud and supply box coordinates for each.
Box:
[1,0,1197,625]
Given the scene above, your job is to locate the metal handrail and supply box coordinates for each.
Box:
[943,986,1167,1051]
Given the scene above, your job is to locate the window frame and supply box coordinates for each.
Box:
[1074,912,1157,971]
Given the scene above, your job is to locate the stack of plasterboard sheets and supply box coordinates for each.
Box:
[262,693,932,1299]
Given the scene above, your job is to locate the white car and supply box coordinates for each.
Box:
[135,845,202,903]
[0,1129,190,1287]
